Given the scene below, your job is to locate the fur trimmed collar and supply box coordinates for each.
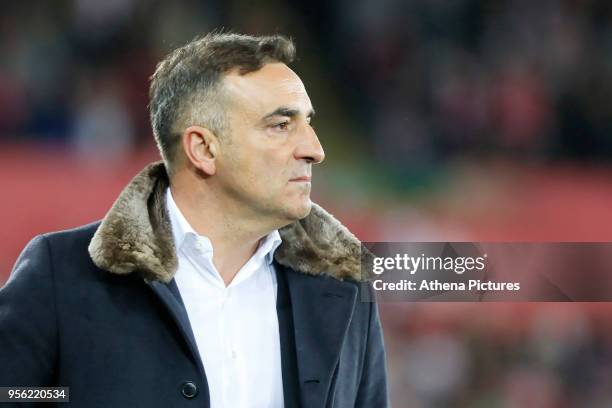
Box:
[88,162,367,283]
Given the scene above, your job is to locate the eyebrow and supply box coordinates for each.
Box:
[260,107,316,122]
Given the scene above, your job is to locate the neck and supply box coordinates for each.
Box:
[170,169,275,286]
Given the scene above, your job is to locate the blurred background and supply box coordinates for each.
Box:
[2,0,612,406]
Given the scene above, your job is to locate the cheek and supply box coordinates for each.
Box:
[236,156,285,196]
[257,151,290,180]
[224,135,292,192]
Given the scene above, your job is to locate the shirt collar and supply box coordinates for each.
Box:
[165,187,281,265]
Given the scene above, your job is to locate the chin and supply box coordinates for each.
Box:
[296,200,313,219]
[285,199,312,221]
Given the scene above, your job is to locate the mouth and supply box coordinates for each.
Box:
[289,176,311,182]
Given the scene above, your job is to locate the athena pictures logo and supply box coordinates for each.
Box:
[361,243,612,302]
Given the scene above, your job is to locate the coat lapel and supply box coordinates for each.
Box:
[283,265,358,408]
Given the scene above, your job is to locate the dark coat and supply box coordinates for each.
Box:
[0,162,388,407]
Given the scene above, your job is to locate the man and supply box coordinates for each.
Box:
[0,33,388,407]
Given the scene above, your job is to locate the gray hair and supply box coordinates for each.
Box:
[149,32,296,174]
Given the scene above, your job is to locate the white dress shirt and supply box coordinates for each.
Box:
[166,188,285,407]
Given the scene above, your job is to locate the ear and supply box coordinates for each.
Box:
[181,125,219,176]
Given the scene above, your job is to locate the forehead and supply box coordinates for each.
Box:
[222,63,311,116]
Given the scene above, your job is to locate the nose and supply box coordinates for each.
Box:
[294,124,325,164]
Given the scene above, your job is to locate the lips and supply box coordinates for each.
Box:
[289,176,311,182]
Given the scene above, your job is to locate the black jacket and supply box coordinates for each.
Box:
[0,162,388,407]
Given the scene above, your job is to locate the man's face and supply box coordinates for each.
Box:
[214,62,325,225]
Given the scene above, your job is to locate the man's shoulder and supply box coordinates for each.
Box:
[42,220,101,242]
[8,221,108,292]
[30,221,102,272]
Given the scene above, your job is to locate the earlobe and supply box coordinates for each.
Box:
[182,125,218,176]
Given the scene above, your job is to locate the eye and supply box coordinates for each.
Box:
[271,121,290,131]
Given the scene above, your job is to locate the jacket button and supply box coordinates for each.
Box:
[181,381,199,399]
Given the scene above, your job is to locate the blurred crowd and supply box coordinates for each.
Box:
[0,0,225,159]
[3,1,612,407]
[324,0,612,177]
[3,0,612,170]
[383,303,612,407]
